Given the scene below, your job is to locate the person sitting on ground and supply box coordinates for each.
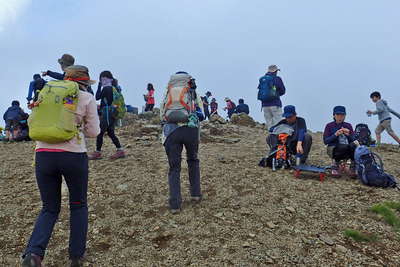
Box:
[235,98,250,115]
[323,106,357,177]
[27,74,46,104]
[202,91,212,120]
[367,91,400,147]
[21,65,100,267]
[267,105,312,164]
[3,100,26,141]
[210,98,218,116]
[223,97,236,119]
[89,71,125,160]
[160,71,204,214]
[144,83,155,112]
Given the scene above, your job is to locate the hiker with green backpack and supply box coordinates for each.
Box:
[89,71,126,160]
[160,71,204,214]
[23,65,100,267]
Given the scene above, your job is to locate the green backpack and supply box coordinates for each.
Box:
[112,87,126,119]
[28,80,80,143]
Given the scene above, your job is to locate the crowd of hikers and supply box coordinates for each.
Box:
[1,54,398,266]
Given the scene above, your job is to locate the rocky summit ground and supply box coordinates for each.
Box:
[1,112,400,267]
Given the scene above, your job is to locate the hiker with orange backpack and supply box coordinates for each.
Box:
[89,71,125,160]
[160,71,204,214]
[22,65,100,267]
[267,105,312,165]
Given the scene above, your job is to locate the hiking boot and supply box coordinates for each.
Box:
[70,258,84,267]
[348,162,358,178]
[110,150,125,160]
[22,253,42,267]
[331,162,341,177]
[88,151,102,160]
[170,209,180,215]
[191,196,202,203]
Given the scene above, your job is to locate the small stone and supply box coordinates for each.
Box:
[335,245,348,253]
[117,184,128,191]
[242,241,251,248]
[285,206,296,213]
[249,233,256,238]
[266,222,276,229]
[318,234,335,246]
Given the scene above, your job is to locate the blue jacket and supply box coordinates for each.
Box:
[47,70,65,80]
[3,106,25,121]
[235,104,249,114]
[259,72,286,107]
[27,81,36,102]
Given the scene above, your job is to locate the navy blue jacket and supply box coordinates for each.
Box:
[47,70,65,80]
[323,121,355,146]
[259,72,286,107]
[235,104,249,114]
[3,106,25,121]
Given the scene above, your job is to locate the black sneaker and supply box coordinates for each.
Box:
[21,254,42,267]
[70,258,84,267]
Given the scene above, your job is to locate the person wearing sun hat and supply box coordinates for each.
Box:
[267,105,313,164]
[22,65,100,267]
[258,64,286,130]
[323,106,357,177]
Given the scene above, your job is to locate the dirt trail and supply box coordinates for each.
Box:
[1,115,400,266]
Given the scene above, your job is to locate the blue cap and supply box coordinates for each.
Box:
[333,106,346,115]
[283,105,296,118]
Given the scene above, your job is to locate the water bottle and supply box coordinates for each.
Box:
[296,154,301,166]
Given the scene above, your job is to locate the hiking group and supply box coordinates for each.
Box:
[3,55,397,267]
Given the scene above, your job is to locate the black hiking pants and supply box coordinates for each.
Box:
[24,152,88,260]
[164,127,201,210]
[327,144,356,162]
[96,114,121,151]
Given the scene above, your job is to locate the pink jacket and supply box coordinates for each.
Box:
[36,91,100,153]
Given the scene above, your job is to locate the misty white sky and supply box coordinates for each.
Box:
[1,0,399,142]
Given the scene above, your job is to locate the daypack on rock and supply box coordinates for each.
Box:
[163,73,196,123]
[257,75,278,102]
[28,80,80,143]
[355,123,373,146]
[112,87,126,119]
[354,146,397,188]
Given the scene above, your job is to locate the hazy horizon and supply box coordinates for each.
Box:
[1,0,399,142]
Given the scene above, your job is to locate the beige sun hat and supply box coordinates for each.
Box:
[64,65,96,86]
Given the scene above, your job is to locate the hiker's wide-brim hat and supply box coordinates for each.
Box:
[64,65,96,86]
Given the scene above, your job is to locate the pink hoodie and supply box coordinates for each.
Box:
[36,91,100,153]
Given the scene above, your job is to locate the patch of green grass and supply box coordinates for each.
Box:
[344,229,377,242]
[382,201,400,212]
[370,203,400,231]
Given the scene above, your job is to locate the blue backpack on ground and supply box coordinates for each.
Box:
[354,146,397,188]
[257,75,278,102]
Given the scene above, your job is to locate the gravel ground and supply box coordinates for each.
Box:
[1,115,400,266]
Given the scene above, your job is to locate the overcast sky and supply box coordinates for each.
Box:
[1,0,399,142]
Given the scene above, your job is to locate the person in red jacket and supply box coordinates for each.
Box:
[144,83,155,111]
